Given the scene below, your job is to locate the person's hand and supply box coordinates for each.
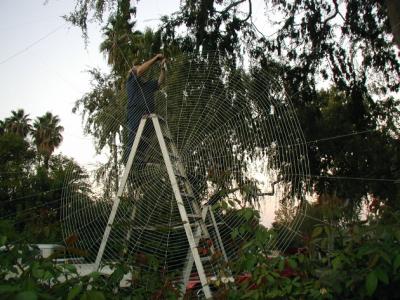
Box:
[155,53,164,61]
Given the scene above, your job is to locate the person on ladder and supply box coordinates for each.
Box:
[125,54,167,166]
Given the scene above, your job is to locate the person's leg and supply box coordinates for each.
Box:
[125,110,143,164]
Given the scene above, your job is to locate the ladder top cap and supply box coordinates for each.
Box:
[146,113,158,118]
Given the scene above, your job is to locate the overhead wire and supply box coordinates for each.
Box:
[0,23,66,66]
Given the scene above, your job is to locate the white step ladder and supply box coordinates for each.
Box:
[94,114,231,299]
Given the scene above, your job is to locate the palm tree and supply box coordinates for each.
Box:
[0,120,5,135]
[4,109,32,137]
[99,0,139,76]
[32,112,64,169]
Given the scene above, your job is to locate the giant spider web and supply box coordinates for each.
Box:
[61,51,309,279]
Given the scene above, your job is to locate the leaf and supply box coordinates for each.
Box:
[42,271,53,281]
[245,256,257,269]
[0,285,20,293]
[15,291,38,300]
[231,228,238,239]
[393,254,400,271]
[67,284,82,300]
[375,269,389,285]
[311,227,323,239]
[332,256,342,270]
[242,241,253,250]
[0,235,7,246]
[378,251,391,264]
[394,230,400,242]
[368,254,380,268]
[287,258,297,269]
[88,271,102,279]
[243,209,253,221]
[110,267,125,284]
[81,290,105,300]
[278,259,285,271]
[63,264,78,273]
[228,199,236,207]
[365,271,378,296]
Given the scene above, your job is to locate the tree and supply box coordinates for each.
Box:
[161,0,253,56]
[0,109,94,243]
[247,0,400,211]
[385,0,400,48]
[73,69,124,197]
[4,109,32,138]
[66,0,400,214]
[0,120,5,135]
[99,0,140,76]
[32,112,64,169]
[256,0,399,94]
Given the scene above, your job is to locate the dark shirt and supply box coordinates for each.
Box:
[126,72,159,132]
[126,72,159,115]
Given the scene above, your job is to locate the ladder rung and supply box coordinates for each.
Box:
[181,193,195,198]
[175,173,187,180]
[201,256,211,262]
[163,134,173,142]
[187,214,202,219]
[169,153,179,160]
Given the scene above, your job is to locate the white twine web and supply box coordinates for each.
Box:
[61,51,310,279]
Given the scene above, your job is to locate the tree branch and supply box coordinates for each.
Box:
[218,0,252,23]
[323,0,340,28]
[241,0,252,23]
[218,0,246,15]
[207,187,240,205]
[256,178,282,196]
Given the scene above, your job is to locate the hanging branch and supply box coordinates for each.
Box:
[218,0,252,23]
[256,178,282,197]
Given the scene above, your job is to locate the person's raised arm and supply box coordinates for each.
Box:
[158,58,166,86]
[131,54,163,77]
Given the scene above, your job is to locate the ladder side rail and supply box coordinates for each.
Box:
[181,225,202,295]
[122,205,138,255]
[94,117,147,270]
[208,207,229,262]
[181,205,211,295]
[152,116,212,299]
[169,143,216,255]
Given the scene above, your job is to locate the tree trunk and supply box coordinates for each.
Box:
[386,0,400,49]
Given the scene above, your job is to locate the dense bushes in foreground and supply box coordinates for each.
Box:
[1,208,399,299]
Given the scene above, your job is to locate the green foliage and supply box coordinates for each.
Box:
[32,112,64,169]
[0,110,92,244]
[302,89,400,210]
[228,208,400,299]
[0,230,180,300]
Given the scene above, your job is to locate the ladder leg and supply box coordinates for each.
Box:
[180,206,215,292]
[152,116,213,299]
[209,208,228,262]
[94,118,147,270]
[181,224,202,296]
[122,204,137,255]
